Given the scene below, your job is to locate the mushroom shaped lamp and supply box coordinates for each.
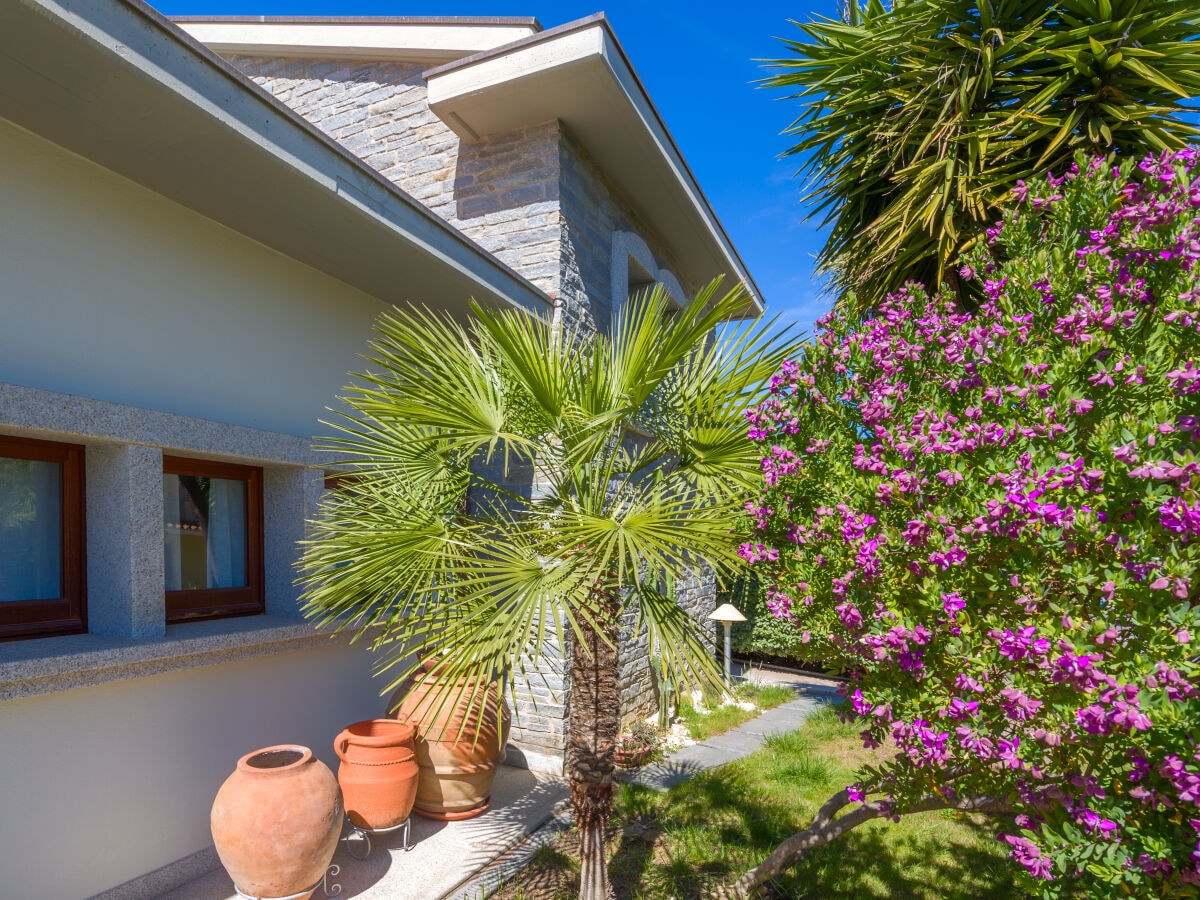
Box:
[708,603,747,684]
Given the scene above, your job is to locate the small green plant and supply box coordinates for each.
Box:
[614,720,663,768]
[737,682,794,709]
[617,720,660,750]
[649,654,675,729]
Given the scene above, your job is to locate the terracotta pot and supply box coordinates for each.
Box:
[614,744,653,769]
[391,663,510,820]
[210,745,342,900]
[335,719,419,830]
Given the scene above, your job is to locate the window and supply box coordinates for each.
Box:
[610,232,683,323]
[0,435,85,639]
[163,456,263,623]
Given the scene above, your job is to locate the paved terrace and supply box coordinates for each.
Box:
[161,664,840,900]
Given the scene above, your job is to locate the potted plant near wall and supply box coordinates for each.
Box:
[613,721,660,769]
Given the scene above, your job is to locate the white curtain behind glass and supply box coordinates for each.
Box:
[206,477,245,588]
[163,474,184,592]
[164,474,245,591]
[0,458,61,602]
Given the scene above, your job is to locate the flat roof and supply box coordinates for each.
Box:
[0,0,551,319]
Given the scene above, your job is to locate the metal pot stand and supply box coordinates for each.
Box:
[342,815,413,860]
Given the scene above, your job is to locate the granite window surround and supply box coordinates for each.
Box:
[0,381,330,701]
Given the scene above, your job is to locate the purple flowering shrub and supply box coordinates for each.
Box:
[742,150,1200,897]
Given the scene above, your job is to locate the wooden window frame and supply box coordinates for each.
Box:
[0,435,86,640]
[163,456,264,624]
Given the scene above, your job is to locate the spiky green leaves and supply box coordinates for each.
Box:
[764,0,1200,312]
[299,281,803,716]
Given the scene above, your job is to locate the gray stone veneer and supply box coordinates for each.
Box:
[225,56,563,301]
[506,639,569,774]
[557,131,691,334]
[222,55,687,339]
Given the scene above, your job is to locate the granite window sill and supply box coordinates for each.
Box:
[0,615,341,702]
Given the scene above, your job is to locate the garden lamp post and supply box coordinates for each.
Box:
[708,603,747,685]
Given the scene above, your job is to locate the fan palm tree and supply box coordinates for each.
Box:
[766,0,1200,313]
[299,281,800,900]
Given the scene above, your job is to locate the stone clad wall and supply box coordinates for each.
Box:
[557,131,690,334]
[617,566,720,731]
[225,56,563,300]
[506,640,569,773]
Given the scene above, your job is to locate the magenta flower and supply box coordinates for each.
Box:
[741,149,1200,893]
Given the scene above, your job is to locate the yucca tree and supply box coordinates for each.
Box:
[299,282,800,900]
[766,0,1200,313]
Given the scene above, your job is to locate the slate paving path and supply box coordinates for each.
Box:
[620,685,834,792]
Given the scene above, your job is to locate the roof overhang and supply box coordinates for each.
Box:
[425,14,764,317]
[0,1,550,319]
[172,16,542,64]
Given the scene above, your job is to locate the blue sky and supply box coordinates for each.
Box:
[153,1,838,333]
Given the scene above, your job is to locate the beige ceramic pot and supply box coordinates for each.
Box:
[335,719,419,830]
[391,662,510,820]
[210,745,342,900]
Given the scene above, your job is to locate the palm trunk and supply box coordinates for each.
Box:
[566,591,621,900]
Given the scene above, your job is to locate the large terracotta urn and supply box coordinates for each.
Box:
[334,719,419,830]
[391,662,511,820]
[210,745,342,900]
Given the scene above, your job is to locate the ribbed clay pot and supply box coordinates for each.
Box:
[614,744,653,769]
[210,745,342,900]
[391,663,510,820]
[335,719,419,830]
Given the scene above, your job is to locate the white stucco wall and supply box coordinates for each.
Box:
[0,644,386,900]
[0,113,407,897]
[0,115,386,438]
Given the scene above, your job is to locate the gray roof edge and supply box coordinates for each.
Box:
[168,15,544,31]
[598,21,765,313]
[70,0,552,313]
[422,12,765,314]
[423,13,606,80]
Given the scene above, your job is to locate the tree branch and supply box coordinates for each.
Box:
[724,790,1011,898]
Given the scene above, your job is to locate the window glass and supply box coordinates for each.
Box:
[162,456,262,624]
[163,474,247,591]
[0,456,62,602]
[0,435,85,639]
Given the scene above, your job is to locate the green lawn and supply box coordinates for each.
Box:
[675,682,796,742]
[495,706,1026,899]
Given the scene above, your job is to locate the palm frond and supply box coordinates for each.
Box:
[765,0,1200,312]
[300,280,802,722]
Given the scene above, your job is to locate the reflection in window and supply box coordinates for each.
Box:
[163,474,247,591]
[0,457,61,602]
